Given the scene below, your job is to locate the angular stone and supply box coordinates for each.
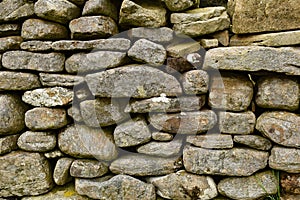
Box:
[149,170,218,200]
[0,151,53,197]
[53,157,74,185]
[203,46,300,75]
[148,110,217,134]
[137,139,183,157]
[256,111,300,148]
[200,38,218,48]
[67,106,83,122]
[17,131,56,152]
[110,154,182,176]
[152,132,174,141]
[167,41,201,58]
[166,56,196,73]
[280,172,300,194]
[210,30,229,46]
[0,135,18,155]
[0,71,41,91]
[219,111,256,134]
[0,0,34,22]
[233,135,272,151]
[44,149,65,159]
[0,36,22,52]
[58,124,118,161]
[182,70,209,94]
[85,65,182,98]
[187,134,233,149]
[82,0,118,21]
[70,159,108,178]
[163,0,200,11]
[183,146,269,176]
[2,51,65,72]
[20,41,53,51]
[21,19,68,40]
[128,39,166,66]
[0,24,21,37]
[270,146,300,173]
[218,171,278,200]
[130,27,173,43]
[39,73,84,87]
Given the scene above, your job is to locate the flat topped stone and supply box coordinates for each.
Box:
[39,73,84,87]
[0,0,34,22]
[21,41,53,51]
[17,131,56,152]
[137,139,183,157]
[163,0,200,11]
[0,71,41,91]
[233,135,272,151]
[187,134,233,149]
[129,27,173,43]
[82,0,118,21]
[70,159,108,178]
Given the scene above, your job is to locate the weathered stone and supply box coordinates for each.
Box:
[256,112,300,148]
[67,106,83,122]
[137,139,183,157]
[0,24,21,37]
[130,27,173,43]
[58,124,118,161]
[0,71,41,91]
[20,41,53,51]
[75,175,156,200]
[182,70,209,94]
[0,151,53,197]
[0,135,18,155]
[148,110,217,134]
[163,0,200,11]
[0,36,22,52]
[39,73,84,87]
[183,146,268,176]
[110,154,182,176]
[85,65,182,98]
[82,0,118,21]
[219,111,256,134]
[2,51,65,72]
[44,149,65,159]
[281,172,300,194]
[70,159,108,178]
[281,194,300,200]
[167,41,201,58]
[200,39,218,48]
[218,171,278,200]
[25,108,68,131]
[233,135,272,151]
[152,132,174,141]
[209,73,253,111]
[73,83,97,101]
[53,157,74,185]
[203,46,300,75]
[22,19,68,40]
[149,170,218,200]
[166,56,196,73]
[17,131,56,152]
[0,0,34,22]
[69,16,118,39]
[210,30,229,46]
[187,134,233,149]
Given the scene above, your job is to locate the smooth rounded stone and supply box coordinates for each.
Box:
[256,111,300,148]
[0,24,21,37]
[166,56,196,73]
[0,135,18,155]
[182,70,209,94]
[70,159,108,178]
[129,27,173,43]
[67,106,83,122]
[76,175,156,200]
[280,172,300,194]
[110,154,182,176]
[20,41,53,51]
[53,157,74,185]
[39,73,84,87]
[58,124,118,161]
[34,0,80,24]
[85,65,182,98]
[2,51,65,72]
[152,132,174,141]
[148,170,218,200]
[233,135,272,151]
[200,38,219,49]
[0,36,22,52]
[148,110,217,134]
[25,108,68,131]
[128,39,167,66]
[208,73,253,111]
[0,71,41,91]
[137,139,183,157]
[183,146,269,176]
[0,0,34,22]
[0,151,53,197]
[219,111,256,134]
[119,0,167,28]
[210,30,229,46]
[167,41,201,58]
[69,16,118,39]
[21,19,68,40]
[0,94,27,135]
[22,87,73,107]
[44,149,65,159]
[203,46,300,75]
[218,170,278,200]
[187,134,233,149]
[82,0,118,21]
[17,131,56,152]
[162,0,200,11]
[255,76,299,111]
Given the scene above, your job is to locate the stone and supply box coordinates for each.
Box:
[210,30,229,46]
[163,0,200,11]
[53,157,74,185]
[218,171,278,200]
[281,194,300,200]
[44,149,65,159]
[17,131,56,152]
[119,0,167,28]
[233,135,272,151]
[255,76,299,111]
[0,36,22,52]
[166,56,196,73]
[256,111,300,148]
[280,172,300,194]
[167,41,201,58]
[2,51,65,72]
[20,41,53,51]
[203,46,300,76]
[110,154,182,176]
[0,135,18,155]
[70,159,108,178]
[200,39,218,48]
[219,111,256,134]
[149,170,218,200]
[0,24,21,37]
[208,73,253,111]
[82,0,118,21]
[187,134,233,149]
[152,132,174,141]
[0,151,53,197]
[21,19,68,40]
[128,39,166,66]
[67,106,83,122]
[137,139,183,157]
[130,27,173,43]
[0,71,41,91]
[22,87,73,107]
[39,73,84,87]
[183,146,269,176]
[0,0,34,22]
[69,16,118,39]
[25,108,68,131]
[75,175,156,200]
[0,94,27,135]
[85,65,182,98]
[148,110,217,134]
[34,0,81,24]
[58,124,118,161]
[182,70,209,94]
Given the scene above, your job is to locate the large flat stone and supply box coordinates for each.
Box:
[17,131,56,152]
[39,73,84,87]
[0,71,41,91]
[0,0,34,22]
[137,139,183,157]
[129,27,173,43]
[0,36,22,52]
[20,41,53,51]
[187,134,233,149]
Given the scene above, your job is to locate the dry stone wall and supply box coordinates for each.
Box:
[0,0,299,199]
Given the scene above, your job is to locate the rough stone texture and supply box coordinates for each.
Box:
[58,124,118,161]
[233,135,272,151]
[182,70,209,94]
[2,51,65,72]
[211,30,229,46]
[0,0,34,22]
[130,27,173,43]
[39,73,84,87]
[281,194,300,200]
[163,0,200,11]
[70,159,108,178]
[0,36,22,52]
[187,134,233,149]
[17,131,56,152]
[20,41,53,51]
[21,19,68,40]
[209,73,253,111]
[183,146,269,176]
[67,106,83,123]
[85,65,182,98]
[166,56,196,73]
[137,139,183,157]
[82,0,118,21]
[0,71,41,91]
[0,135,18,155]
[149,170,218,200]
[256,111,300,148]
[0,24,21,37]
[281,172,300,194]
[167,41,201,58]
[53,157,74,185]
[218,171,278,200]
[0,151,53,197]
[203,46,300,75]
[200,39,219,49]
[152,132,174,141]
[44,149,65,159]
[148,110,217,134]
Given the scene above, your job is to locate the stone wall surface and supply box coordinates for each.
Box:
[0,0,299,199]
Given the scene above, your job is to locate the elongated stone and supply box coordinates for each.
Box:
[137,139,183,157]
[0,135,18,155]
[0,71,41,91]
[17,131,56,152]
[269,147,300,173]
[20,41,53,51]
[130,27,173,43]
[163,0,200,11]
[233,135,272,151]
[53,157,74,185]
[70,159,108,178]
[82,0,118,21]
[152,132,174,141]
[39,73,84,87]
[167,41,201,58]
[0,24,21,37]
[0,36,22,52]
[187,134,233,149]
[0,0,34,22]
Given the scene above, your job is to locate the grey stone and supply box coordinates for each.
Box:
[163,0,200,11]
[152,132,174,141]
[39,73,84,87]
[0,151,53,197]
[0,0,34,22]
[167,41,201,58]
[17,131,56,152]
[0,36,22,52]
[53,157,74,185]
[137,139,183,157]
[82,0,118,21]
[233,135,272,151]
[130,27,173,43]
[187,134,233,149]
[0,71,41,91]
[70,159,108,178]
[200,38,219,48]
[280,172,300,195]
[183,146,269,176]
[0,24,21,37]
[0,135,18,155]
[20,41,53,51]
[182,70,209,94]
[67,106,83,122]
[85,65,182,98]
[44,149,65,159]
